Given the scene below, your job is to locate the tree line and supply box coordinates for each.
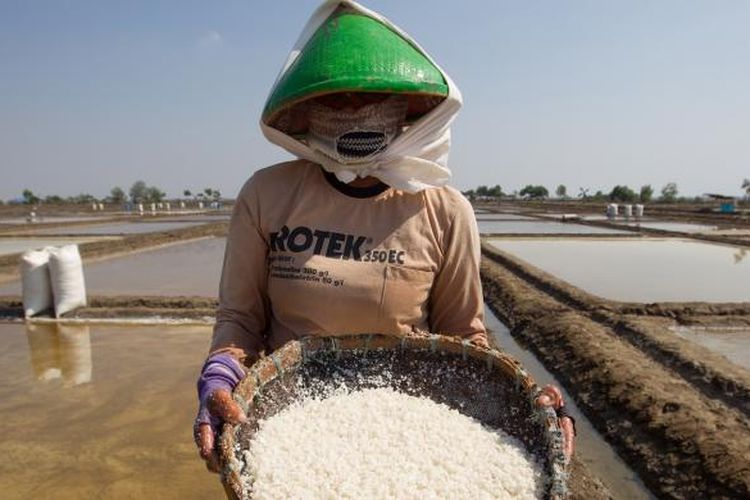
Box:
[8,181,223,206]
[465,179,750,202]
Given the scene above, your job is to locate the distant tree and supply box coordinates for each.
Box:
[487,185,503,197]
[110,187,126,204]
[475,185,488,196]
[145,186,166,203]
[556,184,567,199]
[593,190,606,201]
[639,184,654,203]
[130,181,148,203]
[183,189,192,198]
[609,185,637,203]
[742,178,750,196]
[22,189,39,205]
[519,185,548,199]
[44,195,64,204]
[67,193,97,204]
[660,182,679,202]
[204,188,214,198]
[212,189,221,200]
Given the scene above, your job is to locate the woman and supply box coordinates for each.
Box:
[194,0,574,473]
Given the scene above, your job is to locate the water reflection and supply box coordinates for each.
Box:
[26,323,92,386]
[734,248,747,265]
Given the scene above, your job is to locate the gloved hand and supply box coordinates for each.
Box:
[193,353,248,473]
[535,385,576,460]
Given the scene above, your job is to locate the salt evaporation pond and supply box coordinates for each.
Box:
[0,236,117,257]
[485,309,653,499]
[0,322,223,499]
[616,221,717,233]
[0,216,111,225]
[158,214,231,222]
[488,238,750,303]
[22,221,208,236]
[672,325,750,371]
[0,237,225,297]
[475,213,536,221]
[82,237,225,297]
[478,220,630,235]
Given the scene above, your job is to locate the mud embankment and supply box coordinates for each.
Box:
[481,243,750,419]
[481,253,750,497]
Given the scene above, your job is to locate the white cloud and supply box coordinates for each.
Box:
[197,30,224,49]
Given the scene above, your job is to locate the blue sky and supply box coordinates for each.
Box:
[1,0,748,200]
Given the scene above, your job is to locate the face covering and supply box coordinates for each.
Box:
[306,95,408,165]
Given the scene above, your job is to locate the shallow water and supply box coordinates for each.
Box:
[0,322,222,499]
[672,325,750,371]
[488,238,750,303]
[616,221,717,233]
[158,214,231,222]
[0,236,117,257]
[21,221,208,236]
[83,238,225,297]
[0,216,111,225]
[475,213,536,221]
[0,238,226,296]
[485,309,653,499]
[478,220,630,235]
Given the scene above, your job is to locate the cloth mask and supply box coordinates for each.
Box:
[306,95,408,165]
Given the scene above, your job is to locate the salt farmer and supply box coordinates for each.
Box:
[195,0,575,473]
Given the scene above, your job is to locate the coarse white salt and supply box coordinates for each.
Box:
[242,387,544,499]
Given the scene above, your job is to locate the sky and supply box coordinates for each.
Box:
[1,0,748,201]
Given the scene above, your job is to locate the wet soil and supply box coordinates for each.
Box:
[480,254,750,498]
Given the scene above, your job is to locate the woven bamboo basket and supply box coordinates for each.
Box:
[218,333,569,499]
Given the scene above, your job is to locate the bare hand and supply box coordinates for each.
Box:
[535,385,576,460]
[194,389,247,473]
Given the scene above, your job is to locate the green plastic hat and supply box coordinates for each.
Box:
[262,11,448,124]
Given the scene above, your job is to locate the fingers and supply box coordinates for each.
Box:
[207,389,248,425]
[535,384,564,409]
[194,389,247,474]
[196,423,221,473]
[471,334,490,349]
[560,416,576,459]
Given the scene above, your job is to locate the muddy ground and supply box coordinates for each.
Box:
[481,246,750,498]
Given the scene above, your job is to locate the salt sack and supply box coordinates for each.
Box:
[244,388,544,499]
[47,244,87,317]
[21,248,53,317]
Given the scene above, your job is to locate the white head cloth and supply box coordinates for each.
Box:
[260,0,463,193]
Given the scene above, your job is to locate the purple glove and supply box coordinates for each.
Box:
[193,353,246,473]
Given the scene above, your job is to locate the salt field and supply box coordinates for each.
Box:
[83,237,224,296]
[672,325,750,371]
[0,322,222,499]
[19,221,208,236]
[474,213,536,221]
[485,310,652,499]
[0,236,117,257]
[616,221,717,233]
[0,216,111,225]
[487,238,750,303]
[477,220,630,235]
[0,237,225,296]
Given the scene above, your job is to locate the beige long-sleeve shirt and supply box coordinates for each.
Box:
[211,160,486,363]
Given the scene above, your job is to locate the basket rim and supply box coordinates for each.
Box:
[218,333,569,499]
